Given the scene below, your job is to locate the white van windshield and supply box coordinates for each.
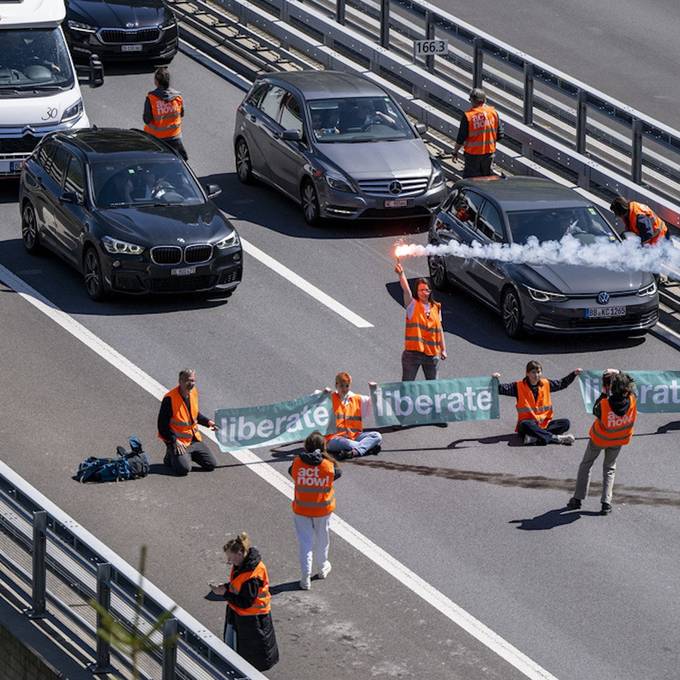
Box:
[0,28,74,93]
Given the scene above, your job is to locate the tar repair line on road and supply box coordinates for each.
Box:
[0,262,558,680]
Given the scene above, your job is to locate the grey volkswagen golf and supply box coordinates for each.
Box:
[233,71,447,224]
[427,176,659,337]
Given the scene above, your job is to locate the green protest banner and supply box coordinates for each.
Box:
[578,370,680,413]
[215,392,335,451]
[370,377,500,426]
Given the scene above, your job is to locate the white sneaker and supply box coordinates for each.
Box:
[556,434,575,446]
[299,575,311,590]
[523,434,538,445]
[318,562,332,579]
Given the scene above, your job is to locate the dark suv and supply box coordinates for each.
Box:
[19,128,242,300]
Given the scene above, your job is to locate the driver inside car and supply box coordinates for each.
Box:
[311,108,340,138]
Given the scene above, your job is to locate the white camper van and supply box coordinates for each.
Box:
[0,0,103,177]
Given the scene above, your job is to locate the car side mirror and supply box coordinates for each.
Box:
[281,129,303,142]
[89,54,104,88]
[414,122,427,135]
[60,191,80,205]
[206,184,222,199]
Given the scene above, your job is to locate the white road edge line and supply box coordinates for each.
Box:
[0,263,557,680]
[241,238,374,328]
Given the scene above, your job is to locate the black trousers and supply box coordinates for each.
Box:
[518,418,570,446]
[463,153,494,178]
[163,136,188,161]
[164,441,216,476]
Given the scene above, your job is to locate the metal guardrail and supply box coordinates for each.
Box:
[0,461,267,680]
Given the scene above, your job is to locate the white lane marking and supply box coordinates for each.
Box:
[0,263,557,680]
[241,238,374,328]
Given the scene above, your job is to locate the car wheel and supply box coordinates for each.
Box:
[21,202,42,254]
[235,138,253,184]
[83,247,108,302]
[301,180,320,226]
[501,288,524,338]
[428,255,448,291]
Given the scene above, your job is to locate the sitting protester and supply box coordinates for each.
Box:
[325,372,382,460]
[493,360,582,445]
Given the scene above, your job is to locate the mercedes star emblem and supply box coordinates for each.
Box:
[388,180,402,195]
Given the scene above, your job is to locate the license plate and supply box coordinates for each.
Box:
[385,198,409,208]
[584,306,626,318]
[10,160,23,173]
[121,44,143,52]
[171,266,196,276]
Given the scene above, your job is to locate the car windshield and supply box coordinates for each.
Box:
[91,158,205,208]
[507,206,618,245]
[308,96,414,143]
[0,28,74,92]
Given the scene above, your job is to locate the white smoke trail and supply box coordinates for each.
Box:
[395,233,680,276]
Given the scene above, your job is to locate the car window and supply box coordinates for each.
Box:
[279,93,303,134]
[507,206,618,245]
[246,83,268,108]
[35,140,57,173]
[477,201,505,242]
[48,145,70,186]
[447,188,483,229]
[63,155,85,201]
[259,86,286,122]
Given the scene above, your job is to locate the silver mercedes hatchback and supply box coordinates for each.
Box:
[233,70,447,225]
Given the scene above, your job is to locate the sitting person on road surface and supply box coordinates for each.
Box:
[324,371,382,460]
[566,370,637,516]
[492,360,582,446]
[157,368,218,476]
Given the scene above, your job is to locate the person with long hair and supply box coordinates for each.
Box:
[210,532,279,671]
[289,431,342,590]
[395,261,447,380]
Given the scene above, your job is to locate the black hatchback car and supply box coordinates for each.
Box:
[64,0,178,63]
[19,128,242,300]
[428,176,658,337]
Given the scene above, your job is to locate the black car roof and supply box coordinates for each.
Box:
[457,176,592,212]
[259,70,387,100]
[54,128,176,158]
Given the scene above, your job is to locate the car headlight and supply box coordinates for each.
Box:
[101,236,145,255]
[161,13,177,30]
[215,231,240,249]
[67,19,97,32]
[325,173,355,193]
[61,99,83,124]
[526,286,568,302]
[430,165,445,187]
[637,281,657,296]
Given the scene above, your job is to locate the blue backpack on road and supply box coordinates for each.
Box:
[76,436,150,483]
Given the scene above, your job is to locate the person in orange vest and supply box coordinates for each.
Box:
[157,368,218,476]
[395,261,447,381]
[143,67,188,160]
[492,360,582,445]
[209,532,279,671]
[453,88,503,178]
[289,431,341,590]
[609,196,668,246]
[325,371,382,460]
[566,370,637,515]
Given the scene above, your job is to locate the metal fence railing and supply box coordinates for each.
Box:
[0,461,268,680]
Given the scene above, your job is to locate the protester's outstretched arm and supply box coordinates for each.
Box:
[549,368,583,392]
[395,260,413,307]
[492,373,517,396]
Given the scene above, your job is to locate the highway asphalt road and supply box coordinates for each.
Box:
[437,0,680,129]
[1,53,680,680]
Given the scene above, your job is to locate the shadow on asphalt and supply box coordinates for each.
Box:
[270,581,301,595]
[0,180,19,203]
[509,507,602,530]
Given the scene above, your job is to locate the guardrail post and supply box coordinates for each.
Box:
[380,0,390,48]
[576,89,587,154]
[425,10,435,72]
[162,617,179,680]
[523,63,534,125]
[336,0,345,25]
[92,563,114,674]
[27,511,47,619]
[631,118,643,184]
[472,37,483,88]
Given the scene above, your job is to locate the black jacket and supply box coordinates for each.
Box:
[497,372,578,398]
[223,547,279,671]
[288,449,343,479]
[157,393,210,444]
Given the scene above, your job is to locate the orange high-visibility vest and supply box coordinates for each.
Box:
[404,301,443,356]
[463,104,499,155]
[291,457,336,517]
[589,395,637,448]
[228,560,272,616]
[144,92,183,139]
[628,202,667,245]
[515,379,553,431]
[326,393,363,441]
[159,386,201,444]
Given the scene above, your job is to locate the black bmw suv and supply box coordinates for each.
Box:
[19,128,242,300]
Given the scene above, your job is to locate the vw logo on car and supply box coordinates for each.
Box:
[597,291,610,305]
